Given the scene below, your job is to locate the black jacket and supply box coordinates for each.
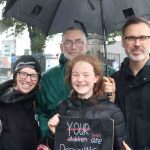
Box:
[49,97,128,150]
[0,80,39,150]
[113,57,150,150]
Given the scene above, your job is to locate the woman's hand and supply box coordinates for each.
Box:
[48,114,60,135]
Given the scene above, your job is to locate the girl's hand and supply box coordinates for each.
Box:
[48,114,60,135]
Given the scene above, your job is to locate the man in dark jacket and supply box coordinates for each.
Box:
[36,27,116,144]
[103,16,150,150]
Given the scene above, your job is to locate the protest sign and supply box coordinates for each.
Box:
[54,116,114,150]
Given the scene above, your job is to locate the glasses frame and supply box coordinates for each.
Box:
[123,35,150,44]
[63,40,85,48]
[18,71,39,81]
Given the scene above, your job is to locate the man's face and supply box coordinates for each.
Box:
[122,23,150,62]
[60,29,88,61]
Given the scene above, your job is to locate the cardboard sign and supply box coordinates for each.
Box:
[54,116,114,150]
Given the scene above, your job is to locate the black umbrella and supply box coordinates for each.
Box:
[4,0,150,36]
[3,0,150,76]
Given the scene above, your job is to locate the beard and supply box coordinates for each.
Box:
[126,48,150,62]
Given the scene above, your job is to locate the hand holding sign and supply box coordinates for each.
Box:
[48,114,60,135]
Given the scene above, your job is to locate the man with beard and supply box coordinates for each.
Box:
[103,16,150,150]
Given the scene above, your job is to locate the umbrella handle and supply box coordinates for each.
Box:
[105,68,112,97]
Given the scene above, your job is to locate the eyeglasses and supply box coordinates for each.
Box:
[63,40,85,48]
[123,35,150,44]
[18,71,38,81]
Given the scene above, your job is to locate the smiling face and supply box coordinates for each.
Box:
[71,61,98,99]
[60,29,88,61]
[122,22,150,63]
[14,67,38,94]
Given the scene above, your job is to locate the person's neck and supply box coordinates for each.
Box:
[78,94,92,100]
[129,57,149,76]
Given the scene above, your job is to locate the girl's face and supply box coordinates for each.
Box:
[71,61,98,99]
[14,67,38,94]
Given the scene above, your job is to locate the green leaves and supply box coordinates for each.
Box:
[107,31,121,44]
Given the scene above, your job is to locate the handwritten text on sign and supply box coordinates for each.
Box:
[54,116,113,150]
[67,122,102,144]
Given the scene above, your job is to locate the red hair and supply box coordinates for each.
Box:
[66,54,106,99]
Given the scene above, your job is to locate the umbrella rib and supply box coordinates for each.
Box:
[74,20,88,37]
[100,0,109,76]
[46,0,63,35]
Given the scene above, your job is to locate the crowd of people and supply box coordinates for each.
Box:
[1,16,150,150]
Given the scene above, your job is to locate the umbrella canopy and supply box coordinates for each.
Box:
[3,0,150,36]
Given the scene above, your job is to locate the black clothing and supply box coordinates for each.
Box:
[49,97,128,150]
[113,57,150,150]
[0,80,39,150]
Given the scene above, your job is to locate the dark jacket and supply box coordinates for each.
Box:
[113,57,150,150]
[36,54,116,143]
[0,80,39,150]
[48,97,128,150]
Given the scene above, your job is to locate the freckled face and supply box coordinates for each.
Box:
[71,61,98,99]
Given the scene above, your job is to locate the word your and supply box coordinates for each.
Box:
[59,144,97,150]
[67,122,90,136]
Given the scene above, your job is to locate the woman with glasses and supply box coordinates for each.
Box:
[0,55,41,150]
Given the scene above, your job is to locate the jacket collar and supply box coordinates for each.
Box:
[121,57,150,77]
[120,57,150,88]
[68,96,107,107]
[59,54,68,65]
[0,79,35,103]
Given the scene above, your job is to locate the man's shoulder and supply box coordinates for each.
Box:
[39,64,67,85]
[42,65,63,77]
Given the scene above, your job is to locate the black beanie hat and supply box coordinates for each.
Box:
[13,55,41,80]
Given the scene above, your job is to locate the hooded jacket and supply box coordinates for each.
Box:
[113,57,150,150]
[36,54,116,143]
[0,80,39,150]
[48,97,128,150]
